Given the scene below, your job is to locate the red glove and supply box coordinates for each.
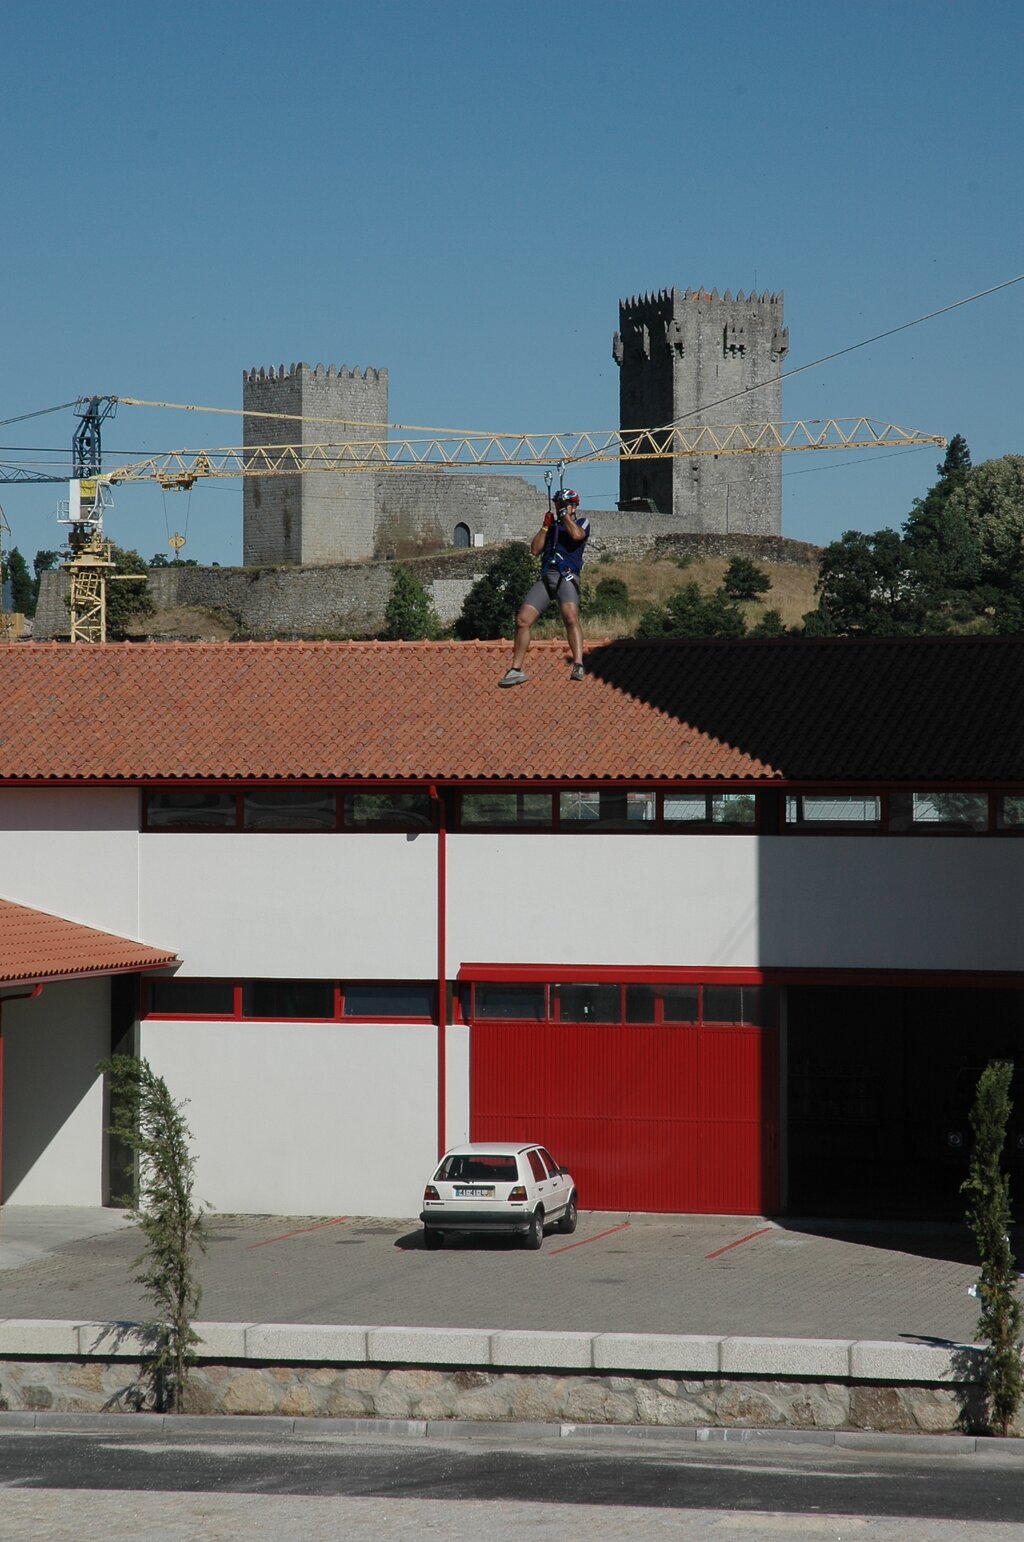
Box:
[543,511,554,528]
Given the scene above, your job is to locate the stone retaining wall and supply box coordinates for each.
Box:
[32,532,819,640]
[0,1322,994,1433]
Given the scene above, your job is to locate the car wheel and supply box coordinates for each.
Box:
[424,1228,443,1250]
[523,1207,545,1250]
[557,1192,578,1234]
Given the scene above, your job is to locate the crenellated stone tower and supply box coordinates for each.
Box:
[243,362,388,565]
[613,288,789,535]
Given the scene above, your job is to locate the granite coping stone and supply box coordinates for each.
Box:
[490,1330,595,1369]
[244,1324,370,1364]
[593,1332,721,1374]
[0,1320,987,1384]
[720,1335,853,1378]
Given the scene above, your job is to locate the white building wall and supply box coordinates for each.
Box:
[0,789,142,939]
[446,835,1024,973]
[2,979,109,1205]
[140,1018,437,1217]
[138,834,437,977]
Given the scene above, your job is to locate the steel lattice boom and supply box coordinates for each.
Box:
[104,418,946,491]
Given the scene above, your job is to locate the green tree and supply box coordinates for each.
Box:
[722,556,772,601]
[903,435,981,626]
[98,1054,209,1413]
[382,565,438,640]
[750,607,787,638]
[589,576,630,617]
[961,1061,1023,1436]
[4,547,34,613]
[946,455,1024,621]
[106,546,155,639]
[455,543,538,640]
[634,582,747,639]
[810,528,925,636]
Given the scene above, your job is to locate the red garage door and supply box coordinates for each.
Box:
[470,1020,778,1215]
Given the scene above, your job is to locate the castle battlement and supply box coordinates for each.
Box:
[243,363,388,385]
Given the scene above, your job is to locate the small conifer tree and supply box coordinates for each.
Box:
[99,1054,208,1413]
[383,565,438,640]
[961,1060,1023,1436]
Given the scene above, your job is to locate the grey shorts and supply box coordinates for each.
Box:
[523,569,580,616]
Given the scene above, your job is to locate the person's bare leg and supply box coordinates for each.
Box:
[561,603,583,667]
[512,604,540,670]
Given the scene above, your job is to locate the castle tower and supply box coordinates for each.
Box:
[242,363,389,565]
[612,288,789,535]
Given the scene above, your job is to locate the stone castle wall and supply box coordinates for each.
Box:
[33,532,818,642]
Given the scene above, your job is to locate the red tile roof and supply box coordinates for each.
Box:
[0,636,1021,784]
[0,899,177,986]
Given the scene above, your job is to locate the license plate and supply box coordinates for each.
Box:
[454,1186,494,1198]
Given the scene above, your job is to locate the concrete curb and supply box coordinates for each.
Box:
[0,1409,1011,1453]
[0,1319,986,1384]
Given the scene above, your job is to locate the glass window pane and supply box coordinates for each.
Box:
[437,1152,518,1182]
[243,787,337,831]
[556,983,620,1022]
[786,794,881,826]
[662,985,700,1023]
[703,985,769,1025]
[343,792,433,829]
[473,983,546,1020]
[625,984,657,1022]
[625,983,699,1023]
[560,790,655,829]
[664,794,708,825]
[241,980,334,1019]
[890,791,988,832]
[527,1149,546,1181]
[459,792,553,827]
[343,983,435,1018]
[146,792,236,828]
[997,796,1024,830]
[711,793,756,826]
[148,979,235,1015]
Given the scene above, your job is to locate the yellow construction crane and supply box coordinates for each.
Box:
[105,418,946,491]
[57,408,946,639]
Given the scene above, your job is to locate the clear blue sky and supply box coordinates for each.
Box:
[2,0,1022,568]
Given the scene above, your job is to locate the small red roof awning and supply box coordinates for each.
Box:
[0,899,177,987]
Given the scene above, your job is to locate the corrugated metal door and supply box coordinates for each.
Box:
[471,1020,776,1215]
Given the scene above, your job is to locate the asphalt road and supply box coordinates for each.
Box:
[2,1427,1024,1527]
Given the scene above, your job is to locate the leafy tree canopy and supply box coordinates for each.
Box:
[722,556,772,601]
[812,528,926,637]
[634,582,747,640]
[106,545,155,639]
[455,543,538,640]
[382,565,439,640]
[4,547,34,613]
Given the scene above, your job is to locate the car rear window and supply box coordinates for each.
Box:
[527,1150,546,1182]
[436,1154,519,1182]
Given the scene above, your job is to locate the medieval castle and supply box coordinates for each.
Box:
[241,286,788,565]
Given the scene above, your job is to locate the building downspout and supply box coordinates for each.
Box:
[429,786,447,1159]
[0,984,44,1205]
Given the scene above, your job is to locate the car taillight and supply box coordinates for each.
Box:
[508,1185,528,1202]
[423,1185,440,1202]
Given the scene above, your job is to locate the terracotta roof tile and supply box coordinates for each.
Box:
[0,636,1020,784]
[0,899,177,985]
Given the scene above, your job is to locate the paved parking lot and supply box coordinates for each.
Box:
[0,1207,994,1345]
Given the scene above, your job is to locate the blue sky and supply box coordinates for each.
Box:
[2,0,1022,568]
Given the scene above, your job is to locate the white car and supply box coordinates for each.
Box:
[420,1142,578,1250]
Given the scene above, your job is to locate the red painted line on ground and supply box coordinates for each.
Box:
[549,1221,632,1256]
[704,1225,773,1260]
[247,1217,350,1249]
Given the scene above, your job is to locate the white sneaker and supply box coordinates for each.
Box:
[499,667,528,688]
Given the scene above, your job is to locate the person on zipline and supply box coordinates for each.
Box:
[499,488,590,687]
